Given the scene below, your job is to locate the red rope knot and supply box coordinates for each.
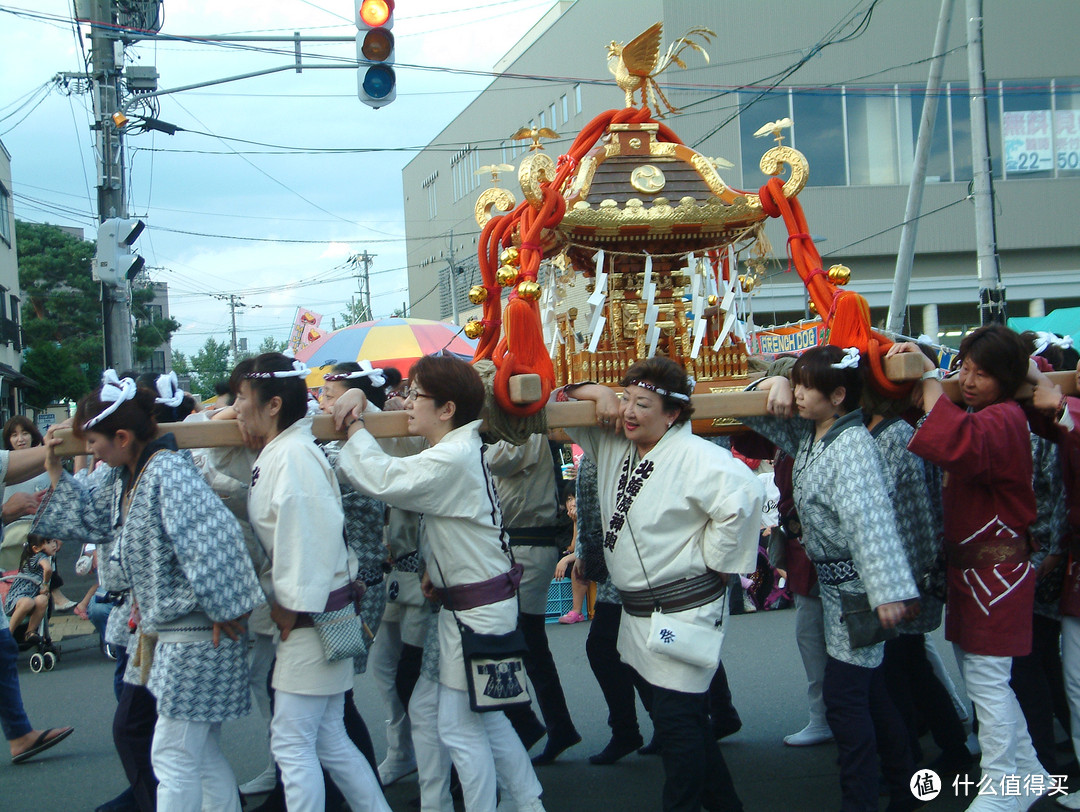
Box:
[519,242,541,253]
[804,268,827,285]
[758,182,782,218]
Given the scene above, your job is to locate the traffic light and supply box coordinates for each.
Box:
[356,0,395,108]
[94,218,146,286]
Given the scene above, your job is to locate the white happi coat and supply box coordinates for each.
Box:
[246,418,355,696]
[34,440,264,721]
[336,419,517,692]
[568,422,765,693]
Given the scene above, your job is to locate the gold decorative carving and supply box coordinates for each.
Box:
[628,137,642,149]
[630,164,667,193]
[519,151,557,209]
[474,187,516,227]
[561,195,766,237]
[757,145,809,199]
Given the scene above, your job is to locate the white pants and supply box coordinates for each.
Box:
[410,676,454,812]
[794,594,828,729]
[249,633,276,724]
[437,686,543,812]
[954,647,1048,808]
[270,690,390,812]
[1061,617,1080,767]
[151,716,241,812]
[925,634,968,720]
[370,619,415,765]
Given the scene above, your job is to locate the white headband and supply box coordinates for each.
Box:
[154,371,184,408]
[323,360,386,388]
[1033,331,1074,356]
[830,347,861,370]
[84,370,137,430]
[245,360,311,379]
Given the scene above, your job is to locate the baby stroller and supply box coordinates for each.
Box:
[0,570,61,673]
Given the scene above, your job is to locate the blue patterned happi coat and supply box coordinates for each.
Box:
[34,436,264,722]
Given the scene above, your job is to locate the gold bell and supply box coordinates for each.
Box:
[517,280,542,301]
[738,274,755,293]
[496,265,519,287]
[464,319,485,339]
[499,247,520,266]
[808,301,818,315]
[468,285,488,305]
[707,294,719,307]
[828,264,851,286]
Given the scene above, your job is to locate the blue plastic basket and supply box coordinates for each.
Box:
[546,578,575,623]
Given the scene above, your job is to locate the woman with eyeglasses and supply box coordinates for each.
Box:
[330,354,546,812]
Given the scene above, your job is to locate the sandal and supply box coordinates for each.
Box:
[74,605,89,620]
[11,727,74,764]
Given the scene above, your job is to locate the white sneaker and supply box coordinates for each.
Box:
[965,730,982,756]
[377,756,418,786]
[239,761,277,795]
[783,723,833,747]
[516,800,547,812]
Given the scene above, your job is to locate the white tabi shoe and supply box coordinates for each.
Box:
[239,760,277,796]
[377,755,418,786]
[783,723,834,747]
[1053,789,1080,810]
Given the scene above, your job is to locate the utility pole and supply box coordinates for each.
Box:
[350,250,374,324]
[446,230,459,326]
[215,294,258,362]
[966,0,1006,324]
[886,0,954,335]
[89,0,134,371]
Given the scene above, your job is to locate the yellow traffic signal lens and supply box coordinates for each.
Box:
[361,29,394,62]
[359,0,391,27]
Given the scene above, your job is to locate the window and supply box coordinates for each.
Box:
[739,89,791,187]
[902,84,954,183]
[561,94,569,122]
[147,304,163,322]
[0,184,10,246]
[539,111,546,129]
[846,90,900,185]
[1055,77,1080,176]
[422,171,438,219]
[1001,79,1053,179]
[791,89,846,186]
[550,103,558,129]
[8,294,17,323]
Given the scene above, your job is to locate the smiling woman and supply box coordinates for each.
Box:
[559,357,764,812]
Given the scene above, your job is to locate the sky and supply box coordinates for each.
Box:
[0,0,562,357]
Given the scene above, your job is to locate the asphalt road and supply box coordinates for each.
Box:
[1,604,1072,812]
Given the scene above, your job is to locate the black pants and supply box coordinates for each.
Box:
[394,643,424,709]
[519,611,577,742]
[1011,614,1068,773]
[648,682,742,812]
[823,656,913,812]
[113,681,158,812]
[708,661,741,732]
[586,601,642,742]
[883,633,967,761]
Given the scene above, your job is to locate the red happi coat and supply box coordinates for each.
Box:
[908,396,1036,656]
[1052,397,1080,616]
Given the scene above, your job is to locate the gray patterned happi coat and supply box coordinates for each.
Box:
[870,417,944,635]
[323,441,388,673]
[34,442,265,721]
[743,410,919,667]
[1031,433,1068,620]
[574,456,620,605]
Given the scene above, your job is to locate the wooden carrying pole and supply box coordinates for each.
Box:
[49,363,1077,457]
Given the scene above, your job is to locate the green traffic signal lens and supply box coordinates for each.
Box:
[362,64,396,99]
[361,29,394,62]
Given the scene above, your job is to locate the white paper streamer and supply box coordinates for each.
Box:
[587,316,607,353]
[690,318,707,358]
[646,322,660,358]
[713,309,737,352]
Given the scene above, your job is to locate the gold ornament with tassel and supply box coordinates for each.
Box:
[464,319,485,340]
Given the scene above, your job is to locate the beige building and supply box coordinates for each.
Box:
[402,0,1080,342]
[0,139,32,421]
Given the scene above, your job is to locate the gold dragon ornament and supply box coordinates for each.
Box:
[607,22,715,117]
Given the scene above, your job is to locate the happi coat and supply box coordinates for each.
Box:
[336,419,517,692]
[743,410,919,668]
[246,418,355,696]
[567,421,764,692]
[907,396,1036,656]
[34,436,264,721]
[870,417,944,635]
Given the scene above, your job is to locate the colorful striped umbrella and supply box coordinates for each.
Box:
[296,318,477,387]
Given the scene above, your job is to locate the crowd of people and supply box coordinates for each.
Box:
[0,323,1078,812]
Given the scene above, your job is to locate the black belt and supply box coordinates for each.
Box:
[814,559,859,587]
[392,551,423,573]
[618,571,727,618]
[506,525,565,548]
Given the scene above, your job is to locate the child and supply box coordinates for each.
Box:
[555,492,591,624]
[4,534,57,640]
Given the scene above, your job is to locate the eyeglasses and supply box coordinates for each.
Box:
[404,388,436,402]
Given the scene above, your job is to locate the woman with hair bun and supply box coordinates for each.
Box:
[35,370,264,812]
[230,353,389,812]
[561,356,764,812]
[745,345,920,812]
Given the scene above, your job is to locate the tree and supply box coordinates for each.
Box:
[185,338,231,399]
[339,299,371,327]
[171,350,190,376]
[256,335,287,355]
[20,342,89,410]
[132,285,181,366]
